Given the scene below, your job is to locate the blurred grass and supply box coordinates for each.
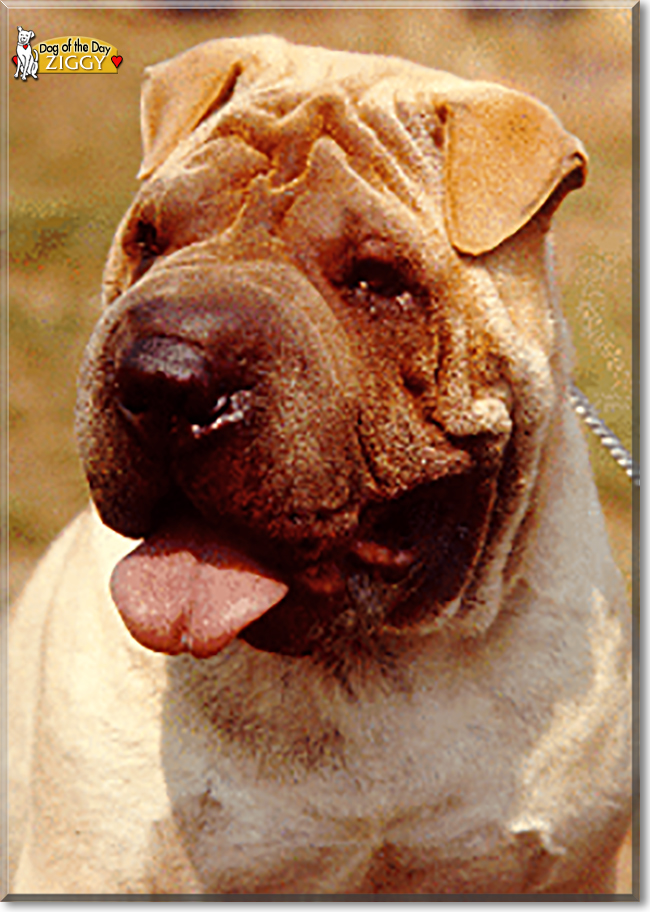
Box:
[8,7,634,600]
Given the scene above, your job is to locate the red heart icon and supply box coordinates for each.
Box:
[23,44,28,49]
[111,55,122,68]
[12,55,18,65]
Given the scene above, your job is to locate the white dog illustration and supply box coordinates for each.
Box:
[15,27,38,81]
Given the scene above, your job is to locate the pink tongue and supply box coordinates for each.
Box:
[110,516,288,658]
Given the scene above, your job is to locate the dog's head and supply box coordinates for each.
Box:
[76,37,586,669]
[17,28,34,46]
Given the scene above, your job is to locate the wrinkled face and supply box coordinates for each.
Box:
[76,39,585,667]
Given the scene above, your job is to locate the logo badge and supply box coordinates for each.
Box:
[13,33,123,77]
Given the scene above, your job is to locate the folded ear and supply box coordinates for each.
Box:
[441,85,587,255]
[138,42,247,179]
[140,35,296,180]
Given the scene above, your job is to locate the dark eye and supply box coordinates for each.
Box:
[350,260,403,296]
[346,259,414,314]
[125,219,164,281]
[134,220,163,258]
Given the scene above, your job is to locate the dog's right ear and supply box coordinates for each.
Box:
[139,44,242,179]
[139,37,288,180]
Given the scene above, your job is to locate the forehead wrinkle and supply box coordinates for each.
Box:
[153,73,447,255]
[189,78,430,212]
[275,138,449,291]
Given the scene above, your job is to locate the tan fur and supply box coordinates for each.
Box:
[9,37,630,895]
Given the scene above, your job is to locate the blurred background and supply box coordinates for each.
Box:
[8,6,633,604]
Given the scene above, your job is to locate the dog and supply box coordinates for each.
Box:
[8,36,631,895]
[14,27,38,81]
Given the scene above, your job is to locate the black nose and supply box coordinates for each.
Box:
[115,335,211,417]
[114,336,250,438]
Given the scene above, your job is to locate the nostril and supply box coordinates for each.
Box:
[115,336,214,421]
[188,389,253,439]
[113,336,252,438]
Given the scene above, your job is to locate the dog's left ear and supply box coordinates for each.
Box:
[440,86,587,255]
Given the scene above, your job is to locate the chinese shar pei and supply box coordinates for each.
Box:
[9,36,631,895]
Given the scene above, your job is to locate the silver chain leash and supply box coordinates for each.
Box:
[568,382,638,484]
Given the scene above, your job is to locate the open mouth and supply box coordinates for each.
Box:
[242,467,497,658]
[109,463,497,663]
